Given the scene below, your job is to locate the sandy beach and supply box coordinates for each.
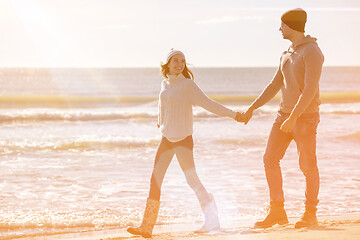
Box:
[20,215,357,240]
[140,219,360,240]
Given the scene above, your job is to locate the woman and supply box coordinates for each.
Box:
[127,49,241,238]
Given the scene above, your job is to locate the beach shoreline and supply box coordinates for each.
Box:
[14,215,359,240]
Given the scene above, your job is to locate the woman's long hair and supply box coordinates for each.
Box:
[160,59,194,80]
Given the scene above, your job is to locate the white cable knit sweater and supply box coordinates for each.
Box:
[158,74,237,142]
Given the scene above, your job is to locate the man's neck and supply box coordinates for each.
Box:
[290,33,306,46]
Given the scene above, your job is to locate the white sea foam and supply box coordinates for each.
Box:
[0,136,161,152]
[0,103,359,124]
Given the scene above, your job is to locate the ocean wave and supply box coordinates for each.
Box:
[0,109,236,123]
[0,94,157,104]
[0,219,127,239]
[1,91,360,105]
[0,109,158,122]
[319,104,360,115]
[213,137,267,146]
[338,132,360,142]
[0,136,160,151]
[0,104,359,124]
[209,92,360,104]
[320,92,360,103]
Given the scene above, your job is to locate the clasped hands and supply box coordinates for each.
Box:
[235,108,253,125]
[235,107,298,133]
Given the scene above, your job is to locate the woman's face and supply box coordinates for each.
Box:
[168,54,186,75]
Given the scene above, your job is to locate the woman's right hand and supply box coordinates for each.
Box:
[235,112,245,122]
[243,107,255,125]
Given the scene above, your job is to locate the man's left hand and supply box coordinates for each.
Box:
[280,114,298,133]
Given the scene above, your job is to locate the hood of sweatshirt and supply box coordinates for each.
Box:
[281,35,323,71]
[291,35,318,50]
[282,35,319,60]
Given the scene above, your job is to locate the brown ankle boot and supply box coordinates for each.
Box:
[254,202,289,228]
[127,198,160,238]
[295,206,318,228]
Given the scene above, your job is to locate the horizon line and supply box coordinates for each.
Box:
[0,65,359,69]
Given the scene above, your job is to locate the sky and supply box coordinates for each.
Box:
[0,0,360,67]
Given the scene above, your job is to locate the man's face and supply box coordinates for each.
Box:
[279,22,292,40]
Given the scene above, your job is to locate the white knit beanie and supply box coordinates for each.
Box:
[163,48,185,65]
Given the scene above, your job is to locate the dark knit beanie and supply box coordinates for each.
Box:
[281,8,307,32]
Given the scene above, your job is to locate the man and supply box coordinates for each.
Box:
[238,8,324,228]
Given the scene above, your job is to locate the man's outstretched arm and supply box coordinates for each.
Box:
[243,66,284,124]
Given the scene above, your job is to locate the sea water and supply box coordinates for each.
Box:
[0,67,359,239]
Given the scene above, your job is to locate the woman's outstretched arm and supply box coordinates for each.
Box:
[188,80,237,119]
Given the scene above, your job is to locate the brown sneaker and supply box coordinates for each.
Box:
[254,202,289,228]
[295,206,318,228]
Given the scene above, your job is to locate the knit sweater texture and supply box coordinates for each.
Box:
[158,74,236,142]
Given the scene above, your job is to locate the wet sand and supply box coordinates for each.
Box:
[33,216,359,240]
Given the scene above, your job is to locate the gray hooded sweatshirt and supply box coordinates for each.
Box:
[252,35,324,116]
